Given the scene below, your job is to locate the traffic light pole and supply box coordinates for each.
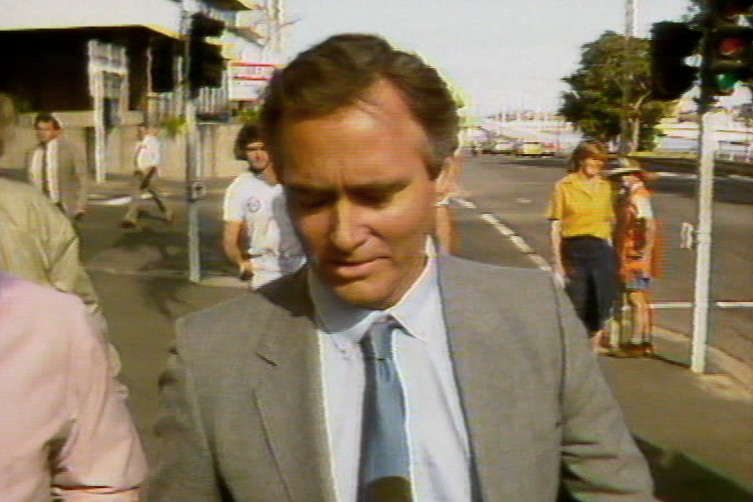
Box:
[690,65,718,373]
[182,2,202,283]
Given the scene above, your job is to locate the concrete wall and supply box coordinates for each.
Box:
[1,0,181,35]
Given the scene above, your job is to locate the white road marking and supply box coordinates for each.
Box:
[728,174,753,183]
[453,197,477,209]
[93,196,132,206]
[476,209,753,307]
[649,302,753,309]
[477,212,550,271]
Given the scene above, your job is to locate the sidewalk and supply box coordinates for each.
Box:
[82,174,752,501]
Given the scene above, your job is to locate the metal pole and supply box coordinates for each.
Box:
[691,28,718,372]
[182,2,202,283]
[619,0,637,155]
[691,102,716,373]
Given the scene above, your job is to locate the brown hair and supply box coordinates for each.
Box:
[260,33,459,179]
[33,113,62,130]
[568,140,608,173]
[233,122,263,161]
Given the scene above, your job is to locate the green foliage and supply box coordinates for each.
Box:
[559,31,675,151]
[160,115,186,139]
[234,106,261,124]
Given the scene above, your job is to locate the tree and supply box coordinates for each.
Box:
[560,31,675,152]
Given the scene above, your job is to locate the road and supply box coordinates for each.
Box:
[68,170,753,498]
[455,153,753,370]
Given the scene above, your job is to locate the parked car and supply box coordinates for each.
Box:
[490,140,516,154]
[541,142,556,157]
[514,141,545,157]
[480,139,514,154]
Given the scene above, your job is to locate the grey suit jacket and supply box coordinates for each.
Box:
[26,138,89,218]
[150,256,655,501]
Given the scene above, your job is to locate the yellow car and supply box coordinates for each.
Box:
[514,141,545,157]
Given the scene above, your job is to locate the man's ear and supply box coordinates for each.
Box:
[435,155,459,203]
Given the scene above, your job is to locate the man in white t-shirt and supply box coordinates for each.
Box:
[222,123,305,289]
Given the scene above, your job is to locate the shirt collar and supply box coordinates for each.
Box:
[309,238,439,350]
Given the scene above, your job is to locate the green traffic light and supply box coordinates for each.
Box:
[715,72,739,94]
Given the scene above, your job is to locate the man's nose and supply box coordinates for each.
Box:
[330,200,366,251]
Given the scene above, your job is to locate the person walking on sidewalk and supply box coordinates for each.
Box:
[221,122,305,289]
[548,140,618,353]
[151,34,655,501]
[121,123,172,228]
[607,158,658,357]
[26,113,89,220]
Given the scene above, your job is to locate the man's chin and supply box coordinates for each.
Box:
[323,275,393,310]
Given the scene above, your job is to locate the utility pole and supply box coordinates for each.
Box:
[619,0,637,155]
[181,0,203,283]
[690,23,719,374]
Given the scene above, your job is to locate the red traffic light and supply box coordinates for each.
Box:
[719,35,748,56]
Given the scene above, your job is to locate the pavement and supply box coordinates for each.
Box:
[79,173,752,501]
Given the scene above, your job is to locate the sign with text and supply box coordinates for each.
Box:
[229,62,278,101]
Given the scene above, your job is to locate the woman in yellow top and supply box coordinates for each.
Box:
[548,140,617,351]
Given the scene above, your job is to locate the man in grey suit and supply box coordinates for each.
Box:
[150,34,655,501]
[27,113,89,220]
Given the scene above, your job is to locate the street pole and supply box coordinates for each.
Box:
[181,1,202,283]
[691,34,718,373]
[619,0,637,155]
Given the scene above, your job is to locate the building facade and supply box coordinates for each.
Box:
[0,0,285,179]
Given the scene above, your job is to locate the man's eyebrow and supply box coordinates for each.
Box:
[285,182,334,194]
[285,180,410,193]
[348,180,410,192]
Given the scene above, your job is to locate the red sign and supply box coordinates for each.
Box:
[231,62,278,82]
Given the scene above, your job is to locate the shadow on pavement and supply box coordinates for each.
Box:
[636,437,753,502]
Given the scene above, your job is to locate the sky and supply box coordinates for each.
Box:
[281,0,693,117]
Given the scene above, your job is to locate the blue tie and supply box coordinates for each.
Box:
[359,317,413,502]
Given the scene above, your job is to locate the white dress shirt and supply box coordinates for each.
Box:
[134,134,160,172]
[311,242,472,502]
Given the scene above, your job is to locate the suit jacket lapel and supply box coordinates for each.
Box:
[253,276,337,502]
[438,256,529,500]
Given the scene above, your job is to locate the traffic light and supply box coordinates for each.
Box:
[151,39,176,93]
[704,0,753,95]
[189,13,226,96]
[650,22,703,101]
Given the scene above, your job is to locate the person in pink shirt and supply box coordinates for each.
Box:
[0,273,147,500]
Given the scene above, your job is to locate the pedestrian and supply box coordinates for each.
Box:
[221,122,305,289]
[0,274,148,501]
[150,34,655,501]
[0,92,147,502]
[26,112,89,220]
[122,123,173,228]
[607,158,658,357]
[548,140,618,353]
[2,95,101,320]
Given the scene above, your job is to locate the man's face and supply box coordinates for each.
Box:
[280,80,448,309]
[35,120,61,144]
[245,141,271,173]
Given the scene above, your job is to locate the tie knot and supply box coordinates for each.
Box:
[361,317,399,361]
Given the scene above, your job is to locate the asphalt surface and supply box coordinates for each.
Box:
[64,170,753,500]
[457,154,753,375]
